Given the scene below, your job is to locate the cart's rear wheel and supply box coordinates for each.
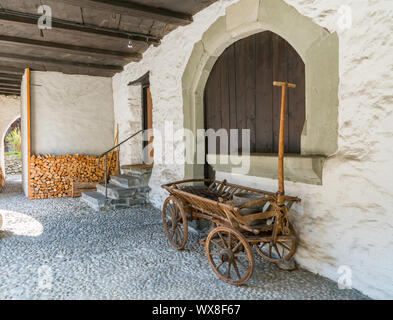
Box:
[255,223,297,263]
[162,196,188,250]
[206,226,254,285]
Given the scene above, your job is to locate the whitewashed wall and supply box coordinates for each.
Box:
[112,0,393,299]
[31,71,114,156]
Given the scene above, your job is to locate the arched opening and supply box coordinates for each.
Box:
[204,31,305,180]
[3,117,22,177]
[182,0,338,184]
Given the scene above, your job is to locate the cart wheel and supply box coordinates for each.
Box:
[162,196,188,250]
[255,223,297,263]
[206,226,254,285]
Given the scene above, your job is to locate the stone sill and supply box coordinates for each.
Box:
[206,153,326,185]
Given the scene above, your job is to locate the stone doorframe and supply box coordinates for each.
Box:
[182,0,339,184]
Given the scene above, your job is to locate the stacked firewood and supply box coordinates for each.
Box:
[29,153,118,199]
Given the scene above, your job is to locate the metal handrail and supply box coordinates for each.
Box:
[98,129,143,199]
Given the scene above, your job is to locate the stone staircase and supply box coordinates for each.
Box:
[81,164,152,211]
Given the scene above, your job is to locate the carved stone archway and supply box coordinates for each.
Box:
[182,0,339,184]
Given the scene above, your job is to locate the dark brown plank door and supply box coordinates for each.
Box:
[204,31,305,178]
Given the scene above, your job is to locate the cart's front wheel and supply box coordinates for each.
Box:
[162,196,188,250]
[206,226,254,285]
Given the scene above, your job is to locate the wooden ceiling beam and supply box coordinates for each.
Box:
[0,84,20,91]
[0,79,21,86]
[0,9,161,44]
[0,73,22,81]
[0,86,20,91]
[0,66,25,75]
[0,35,142,61]
[0,52,123,73]
[61,0,193,26]
[0,82,21,88]
[0,91,20,96]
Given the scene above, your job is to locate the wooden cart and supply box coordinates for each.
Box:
[161,81,301,285]
[161,179,300,285]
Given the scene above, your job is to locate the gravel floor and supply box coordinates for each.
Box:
[0,175,369,300]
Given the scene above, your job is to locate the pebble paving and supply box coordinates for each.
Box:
[0,175,369,300]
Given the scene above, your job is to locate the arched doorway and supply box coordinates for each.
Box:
[204,31,305,179]
[3,117,22,177]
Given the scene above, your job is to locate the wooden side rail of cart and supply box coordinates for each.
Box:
[162,179,300,235]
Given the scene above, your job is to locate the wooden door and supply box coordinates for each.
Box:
[143,86,154,164]
[204,31,305,156]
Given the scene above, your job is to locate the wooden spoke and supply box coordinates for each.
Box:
[216,261,224,270]
[217,231,227,248]
[232,241,242,253]
[232,261,242,279]
[255,223,297,263]
[226,262,232,279]
[234,258,248,271]
[206,226,254,285]
[162,196,188,250]
[210,239,225,251]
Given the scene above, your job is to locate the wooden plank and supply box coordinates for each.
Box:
[287,43,305,154]
[0,91,20,96]
[227,45,237,153]
[0,9,161,44]
[220,48,230,148]
[0,79,20,86]
[272,34,288,153]
[0,85,21,90]
[61,0,193,26]
[255,32,273,153]
[0,72,22,81]
[245,35,256,153]
[26,68,32,199]
[0,52,123,73]
[0,35,142,61]
[72,181,98,198]
[146,87,154,163]
[234,38,248,152]
[0,66,25,75]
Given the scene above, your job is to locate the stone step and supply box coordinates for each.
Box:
[110,174,149,189]
[96,183,150,199]
[81,191,107,211]
[121,164,153,176]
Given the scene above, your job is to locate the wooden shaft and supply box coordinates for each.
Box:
[27,68,32,199]
[273,81,296,204]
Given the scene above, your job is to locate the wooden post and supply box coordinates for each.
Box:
[273,81,296,205]
[26,68,32,199]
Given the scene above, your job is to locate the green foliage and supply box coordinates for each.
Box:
[5,127,21,153]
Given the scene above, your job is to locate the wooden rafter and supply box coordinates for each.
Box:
[0,9,161,44]
[0,73,22,81]
[0,35,142,61]
[0,90,20,95]
[0,79,21,86]
[0,52,123,73]
[61,0,193,26]
[0,66,24,75]
[0,85,21,91]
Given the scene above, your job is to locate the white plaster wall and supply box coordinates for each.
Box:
[31,71,115,155]
[0,94,21,176]
[112,0,393,299]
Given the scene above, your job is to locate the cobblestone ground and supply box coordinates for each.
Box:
[0,176,369,300]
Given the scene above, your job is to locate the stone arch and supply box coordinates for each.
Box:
[0,95,21,176]
[182,0,339,182]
